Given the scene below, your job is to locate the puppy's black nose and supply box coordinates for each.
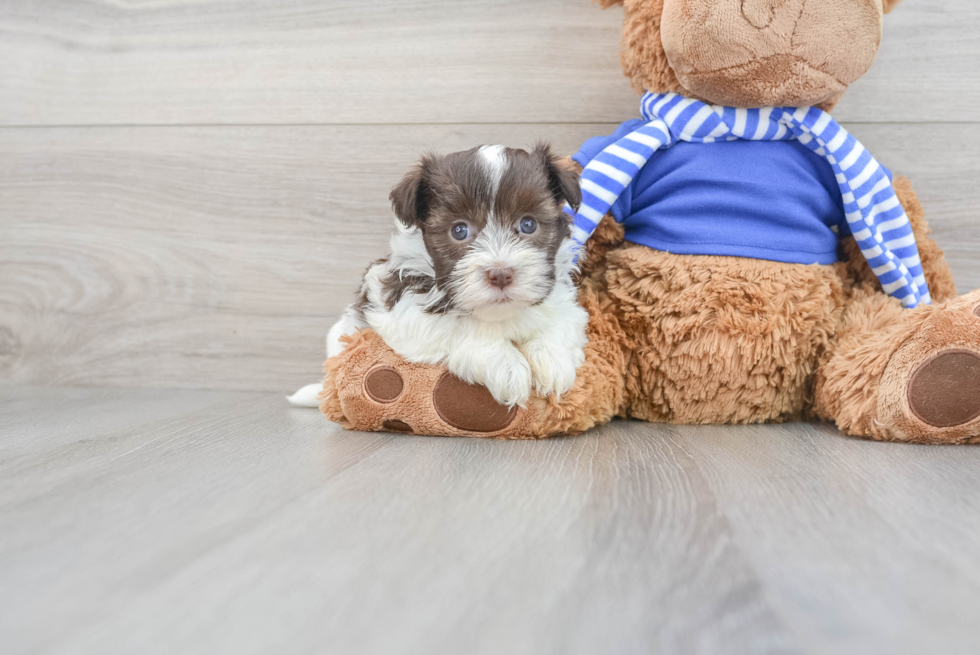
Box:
[486,267,515,289]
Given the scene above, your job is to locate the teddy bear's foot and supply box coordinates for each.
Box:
[319,330,540,438]
[318,283,629,438]
[906,351,980,429]
[366,366,519,435]
[874,290,980,443]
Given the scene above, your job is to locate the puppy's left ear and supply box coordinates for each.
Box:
[533,142,581,212]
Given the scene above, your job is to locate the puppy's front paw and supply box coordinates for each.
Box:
[522,340,584,399]
[482,347,533,408]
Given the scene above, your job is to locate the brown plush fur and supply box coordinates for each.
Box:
[814,289,980,444]
[322,0,980,443]
[607,0,887,108]
[658,0,883,107]
[606,246,844,424]
[871,290,980,443]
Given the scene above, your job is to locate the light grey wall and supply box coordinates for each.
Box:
[1,0,978,392]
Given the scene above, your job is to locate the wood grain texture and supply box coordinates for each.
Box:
[3,388,980,654]
[2,122,978,392]
[671,421,980,654]
[0,0,978,126]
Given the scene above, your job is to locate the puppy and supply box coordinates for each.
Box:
[288,143,588,409]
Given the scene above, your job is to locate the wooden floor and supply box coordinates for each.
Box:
[3,386,980,654]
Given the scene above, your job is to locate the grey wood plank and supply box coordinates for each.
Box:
[6,388,980,654]
[0,0,635,126]
[0,0,977,126]
[0,389,393,654]
[2,123,978,393]
[0,386,258,460]
[0,388,795,655]
[670,421,980,655]
[835,0,980,123]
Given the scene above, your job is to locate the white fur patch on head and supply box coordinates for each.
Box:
[478,144,508,201]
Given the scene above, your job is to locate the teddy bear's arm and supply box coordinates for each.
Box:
[839,175,957,304]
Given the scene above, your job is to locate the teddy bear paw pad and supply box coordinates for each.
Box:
[381,419,413,433]
[364,366,404,403]
[907,350,980,428]
[432,371,517,432]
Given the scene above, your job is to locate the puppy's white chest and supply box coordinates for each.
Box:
[463,307,544,343]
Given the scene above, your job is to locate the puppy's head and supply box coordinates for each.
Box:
[389,143,580,319]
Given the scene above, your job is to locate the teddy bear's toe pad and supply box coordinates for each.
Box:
[382,419,413,433]
[432,371,517,432]
[364,366,404,403]
[974,302,980,318]
[908,350,980,428]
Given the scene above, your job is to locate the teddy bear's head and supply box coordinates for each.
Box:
[600,0,901,109]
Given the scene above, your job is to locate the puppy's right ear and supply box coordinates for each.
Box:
[390,154,437,229]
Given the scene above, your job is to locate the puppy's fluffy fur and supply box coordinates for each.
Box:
[288,143,588,409]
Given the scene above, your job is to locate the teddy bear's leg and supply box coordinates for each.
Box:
[319,328,541,437]
[813,287,980,443]
[317,274,630,439]
[602,243,846,424]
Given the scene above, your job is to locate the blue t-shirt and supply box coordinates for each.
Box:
[573,119,892,265]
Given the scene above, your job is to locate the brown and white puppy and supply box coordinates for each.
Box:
[288,143,587,408]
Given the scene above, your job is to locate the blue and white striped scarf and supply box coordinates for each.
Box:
[566,92,930,308]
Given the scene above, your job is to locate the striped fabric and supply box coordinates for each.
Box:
[566,92,930,308]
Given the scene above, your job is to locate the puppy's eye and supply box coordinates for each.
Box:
[519,217,537,234]
[451,223,470,241]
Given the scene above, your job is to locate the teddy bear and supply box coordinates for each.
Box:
[319,0,980,444]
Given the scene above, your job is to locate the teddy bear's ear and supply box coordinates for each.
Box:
[533,142,581,212]
[390,154,437,229]
[882,0,902,14]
